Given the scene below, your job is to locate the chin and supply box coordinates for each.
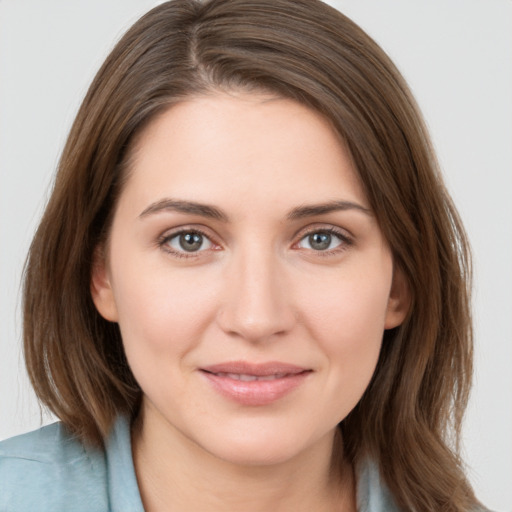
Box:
[211,442,304,467]
[196,422,330,468]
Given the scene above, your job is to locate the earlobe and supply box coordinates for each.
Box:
[90,245,119,322]
[384,266,411,329]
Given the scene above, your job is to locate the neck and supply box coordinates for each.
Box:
[131,407,356,512]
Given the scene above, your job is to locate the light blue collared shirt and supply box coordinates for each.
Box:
[0,417,399,511]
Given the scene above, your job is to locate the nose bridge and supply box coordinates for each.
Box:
[217,242,294,342]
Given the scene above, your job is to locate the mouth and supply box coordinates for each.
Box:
[206,372,294,381]
[199,361,312,406]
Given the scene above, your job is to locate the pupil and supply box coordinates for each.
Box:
[309,232,331,250]
[179,233,202,252]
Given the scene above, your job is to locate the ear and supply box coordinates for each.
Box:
[90,245,119,322]
[384,266,410,329]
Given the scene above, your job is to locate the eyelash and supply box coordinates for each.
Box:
[294,227,353,257]
[157,227,217,259]
[157,226,353,259]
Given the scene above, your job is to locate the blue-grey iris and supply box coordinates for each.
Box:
[309,232,331,250]
[179,233,203,252]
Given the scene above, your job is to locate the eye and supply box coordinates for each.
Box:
[163,230,214,254]
[296,229,348,252]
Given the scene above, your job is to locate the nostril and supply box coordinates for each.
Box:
[215,304,295,342]
[215,261,296,341]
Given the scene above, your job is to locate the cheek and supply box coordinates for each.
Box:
[302,263,392,344]
[111,265,221,411]
[110,256,218,362]
[297,262,392,411]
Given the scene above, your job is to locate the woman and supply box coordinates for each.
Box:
[0,0,487,510]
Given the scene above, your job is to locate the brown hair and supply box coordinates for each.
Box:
[23,0,478,510]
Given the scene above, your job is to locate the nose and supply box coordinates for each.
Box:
[216,248,296,343]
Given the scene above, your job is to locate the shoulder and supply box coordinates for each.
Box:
[355,458,493,512]
[356,458,402,512]
[0,422,108,512]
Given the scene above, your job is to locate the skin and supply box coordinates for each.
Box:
[91,92,409,511]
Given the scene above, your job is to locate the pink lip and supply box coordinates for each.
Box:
[199,361,312,406]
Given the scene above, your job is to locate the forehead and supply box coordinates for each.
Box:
[120,92,368,217]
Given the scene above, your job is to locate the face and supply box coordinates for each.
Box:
[92,92,408,466]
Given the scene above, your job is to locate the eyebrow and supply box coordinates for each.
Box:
[139,199,229,222]
[139,198,371,222]
[286,200,372,220]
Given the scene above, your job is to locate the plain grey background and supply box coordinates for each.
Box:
[1,1,511,510]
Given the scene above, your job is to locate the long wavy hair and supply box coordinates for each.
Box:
[23,1,478,510]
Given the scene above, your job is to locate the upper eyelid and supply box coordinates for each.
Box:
[159,225,217,240]
[159,224,350,238]
[293,223,353,241]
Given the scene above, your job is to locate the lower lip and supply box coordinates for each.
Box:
[201,371,311,406]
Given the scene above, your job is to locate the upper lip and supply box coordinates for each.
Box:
[200,361,310,376]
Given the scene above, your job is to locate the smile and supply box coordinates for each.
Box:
[209,372,291,381]
[200,362,312,406]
